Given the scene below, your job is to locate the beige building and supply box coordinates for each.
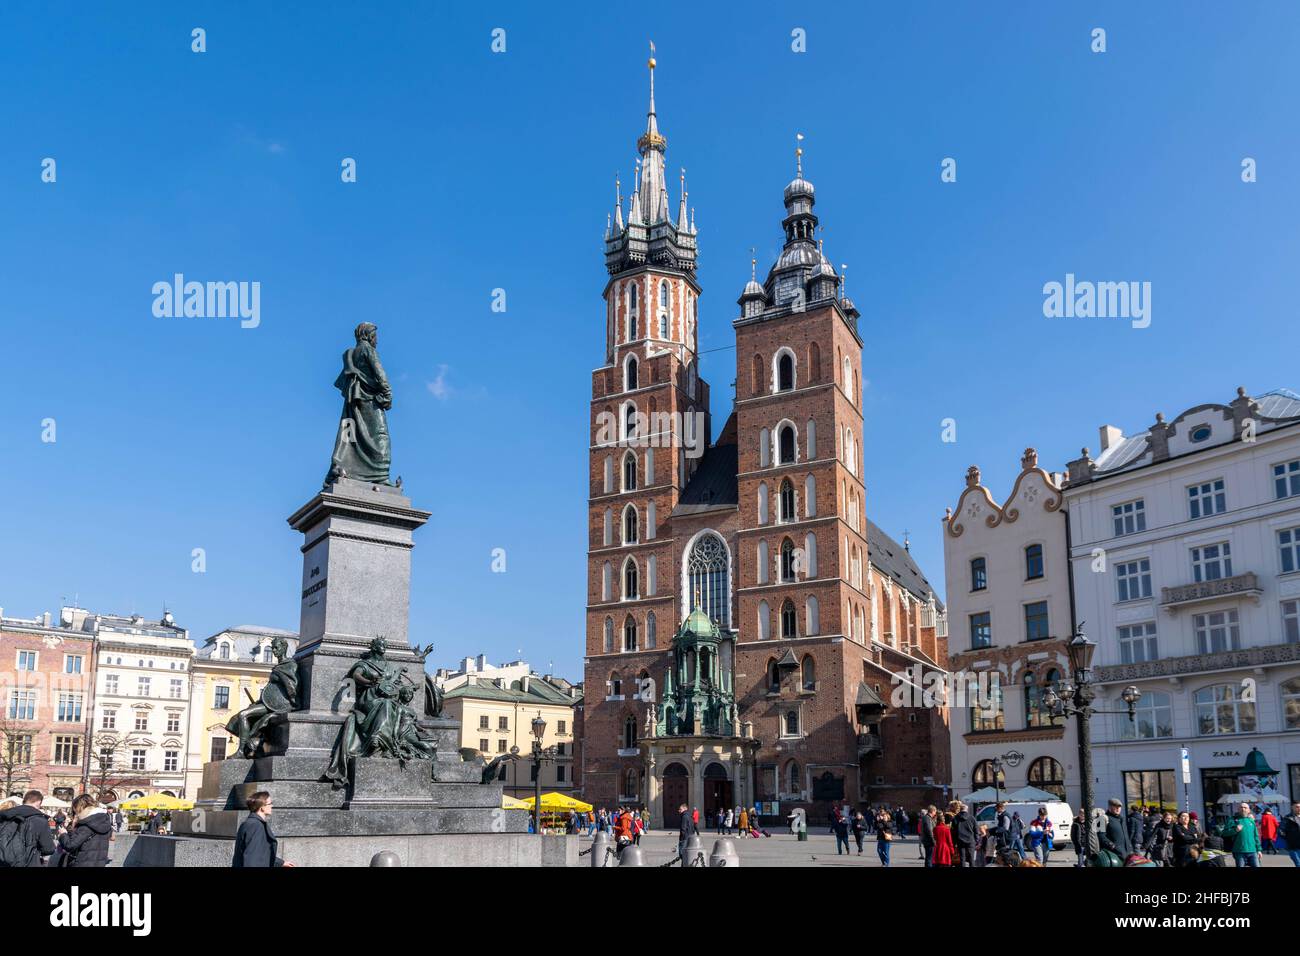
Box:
[442,672,582,799]
[185,625,298,797]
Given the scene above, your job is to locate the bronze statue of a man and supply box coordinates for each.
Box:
[225,637,298,758]
[326,322,393,486]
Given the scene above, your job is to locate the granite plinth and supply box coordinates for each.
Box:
[114,831,575,867]
[287,478,431,713]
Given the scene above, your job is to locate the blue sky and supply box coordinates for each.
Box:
[2,2,1296,680]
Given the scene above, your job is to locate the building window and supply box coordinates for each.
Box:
[623,558,639,599]
[603,617,614,653]
[1024,602,1050,641]
[1112,499,1147,536]
[1121,690,1174,740]
[1025,544,1044,580]
[53,735,81,766]
[778,425,796,465]
[767,659,780,692]
[972,759,1006,788]
[478,738,489,752]
[1193,609,1240,655]
[101,710,116,730]
[1191,542,1232,582]
[131,749,147,772]
[263,647,274,663]
[478,715,489,730]
[779,539,797,582]
[624,715,637,749]
[56,693,83,722]
[623,616,638,652]
[1274,459,1300,499]
[1282,678,1300,730]
[625,355,638,391]
[134,713,148,732]
[164,750,178,773]
[1279,526,1300,574]
[779,479,795,522]
[1028,757,1066,800]
[970,557,987,591]
[104,674,118,695]
[166,713,181,734]
[218,643,230,660]
[1124,770,1176,811]
[777,351,795,392]
[17,650,37,671]
[1118,622,1159,664]
[622,505,638,544]
[783,711,800,738]
[623,452,637,492]
[7,690,36,721]
[646,612,657,649]
[686,533,730,627]
[610,673,623,697]
[210,737,227,762]
[781,600,797,639]
[970,677,1003,732]
[622,402,638,440]
[969,612,992,650]
[1024,671,1047,728]
[557,720,567,734]
[1195,683,1256,735]
[1187,478,1226,519]
[1283,600,1300,643]
[5,734,34,765]
[1116,558,1153,601]
[169,678,183,699]
[65,655,83,674]
[213,686,230,710]
[801,656,816,691]
[137,676,152,697]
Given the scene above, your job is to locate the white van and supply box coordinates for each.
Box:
[974,801,1075,850]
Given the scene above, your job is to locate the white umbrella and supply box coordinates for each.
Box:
[1216,791,1287,804]
[958,786,1002,804]
[40,795,72,810]
[1003,786,1061,804]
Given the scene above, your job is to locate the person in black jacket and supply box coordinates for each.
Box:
[1099,799,1133,859]
[919,805,937,867]
[1281,801,1300,868]
[950,802,979,867]
[232,791,291,867]
[1172,811,1198,868]
[0,790,58,866]
[58,795,113,868]
[1125,805,1145,858]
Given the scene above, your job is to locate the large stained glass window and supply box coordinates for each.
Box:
[687,533,730,628]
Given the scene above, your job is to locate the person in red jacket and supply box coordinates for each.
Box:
[1259,807,1279,854]
[932,813,957,866]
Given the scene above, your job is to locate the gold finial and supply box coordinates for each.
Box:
[648,40,656,70]
[750,246,757,280]
[795,132,804,177]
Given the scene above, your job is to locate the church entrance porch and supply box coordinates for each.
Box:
[641,734,759,829]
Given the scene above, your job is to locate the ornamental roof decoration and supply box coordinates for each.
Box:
[945,448,1063,538]
[604,45,697,277]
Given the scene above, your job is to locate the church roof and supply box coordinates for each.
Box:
[866,518,943,611]
[671,420,738,516]
[855,681,885,708]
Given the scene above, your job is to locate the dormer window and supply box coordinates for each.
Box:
[218,643,230,661]
[1190,424,1212,443]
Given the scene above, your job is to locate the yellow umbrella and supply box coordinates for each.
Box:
[521,792,593,813]
[117,793,194,811]
[501,795,529,809]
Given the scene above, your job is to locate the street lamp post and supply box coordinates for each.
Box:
[991,756,1004,807]
[1041,626,1141,862]
[531,715,547,837]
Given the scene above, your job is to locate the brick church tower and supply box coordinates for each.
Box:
[584,51,709,808]
[582,56,949,822]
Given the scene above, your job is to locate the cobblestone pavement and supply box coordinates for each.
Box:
[580,830,1297,868]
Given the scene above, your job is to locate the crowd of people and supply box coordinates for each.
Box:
[1094,798,1300,868]
[0,790,115,867]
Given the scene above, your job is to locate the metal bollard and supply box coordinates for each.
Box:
[590,831,613,868]
[369,850,402,867]
[709,838,740,867]
[680,833,706,868]
[618,844,645,866]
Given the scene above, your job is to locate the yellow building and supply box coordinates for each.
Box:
[184,625,297,796]
[442,673,582,799]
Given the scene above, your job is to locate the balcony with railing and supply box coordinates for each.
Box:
[1160,572,1262,613]
[1096,638,1300,684]
[856,732,882,758]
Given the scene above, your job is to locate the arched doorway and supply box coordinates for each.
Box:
[703,762,732,818]
[661,763,689,830]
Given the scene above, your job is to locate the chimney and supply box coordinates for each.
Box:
[1099,425,1123,452]
[521,675,531,693]
[477,653,487,671]
[42,611,52,627]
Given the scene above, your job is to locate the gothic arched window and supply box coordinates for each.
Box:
[780,538,797,582]
[623,505,638,544]
[623,558,639,600]
[778,425,796,464]
[624,715,637,750]
[646,611,657,649]
[623,615,638,652]
[686,533,730,627]
[777,351,795,392]
[623,452,637,492]
[779,479,795,522]
[603,617,614,653]
[781,599,797,638]
[801,655,816,690]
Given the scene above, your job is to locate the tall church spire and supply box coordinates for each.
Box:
[637,42,669,226]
